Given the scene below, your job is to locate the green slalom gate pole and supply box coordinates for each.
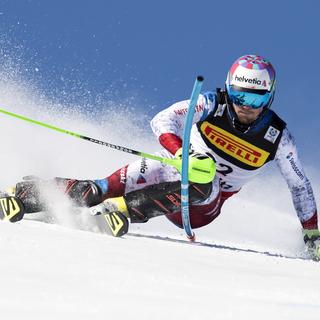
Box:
[0,107,214,183]
[0,108,178,166]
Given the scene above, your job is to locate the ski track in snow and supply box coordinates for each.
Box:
[0,68,320,319]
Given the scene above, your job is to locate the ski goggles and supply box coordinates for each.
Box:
[227,85,272,109]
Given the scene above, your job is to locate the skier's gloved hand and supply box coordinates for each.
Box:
[175,147,215,160]
[303,228,320,260]
[303,228,320,243]
[174,148,216,184]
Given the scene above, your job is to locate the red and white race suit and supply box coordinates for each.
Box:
[104,92,317,229]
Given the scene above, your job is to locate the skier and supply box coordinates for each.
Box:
[3,54,319,256]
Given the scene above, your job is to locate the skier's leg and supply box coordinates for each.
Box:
[13,150,178,213]
[92,175,223,229]
[94,150,180,200]
[14,178,103,213]
[124,176,222,228]
[90,178,219,236]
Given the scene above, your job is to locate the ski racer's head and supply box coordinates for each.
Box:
[225,54,276,132]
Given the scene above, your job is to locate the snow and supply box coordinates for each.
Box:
[0,72,320,319]
[1,220,320,320]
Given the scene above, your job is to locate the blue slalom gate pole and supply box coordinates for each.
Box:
[181,76,204,240]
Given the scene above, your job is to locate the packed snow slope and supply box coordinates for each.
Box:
[1,220,320,320]
[0,73,320,319]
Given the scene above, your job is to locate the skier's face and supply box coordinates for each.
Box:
[232,104,264,124]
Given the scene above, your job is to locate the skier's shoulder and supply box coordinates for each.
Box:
[200,89,226,108]
[277,125,296,150]
[265,109,286,128]
[200,91,216,104]
[274,125,299,164]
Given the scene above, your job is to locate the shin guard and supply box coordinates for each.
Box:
[124,181,213,223]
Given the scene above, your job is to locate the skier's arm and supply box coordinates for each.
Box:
[275,128,318,230]
[150,93,216,155]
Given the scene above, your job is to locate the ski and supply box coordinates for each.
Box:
[0,196,25,222]
[127,232,318,262]
[95,211,129,237]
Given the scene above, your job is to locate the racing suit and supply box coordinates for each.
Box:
[100,91,318,230]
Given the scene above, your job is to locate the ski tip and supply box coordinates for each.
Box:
[196,75,204,82]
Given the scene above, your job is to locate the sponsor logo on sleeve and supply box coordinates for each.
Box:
[286,152,305,180]
[174,104,204,116]
[200,122,270,167]
[140,158,148,174]
[286,152,293,159]
[136,158,148,184]
[119,167,127,184]
[264,126,280,144]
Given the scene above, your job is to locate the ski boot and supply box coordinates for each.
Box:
[90,197,129,237]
